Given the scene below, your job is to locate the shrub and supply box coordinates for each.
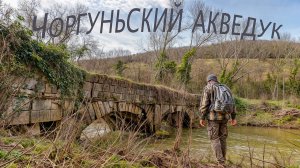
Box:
[234,97,248,113]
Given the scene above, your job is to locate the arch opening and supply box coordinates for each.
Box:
[105,110,151,133]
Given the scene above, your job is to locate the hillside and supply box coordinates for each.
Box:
[79,40,300,100]
[80,40,300,70]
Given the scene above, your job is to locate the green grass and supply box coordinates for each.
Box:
[0,149,7,159]
[274,115,294,126]
[32,143,51,155]
[2,138,14,145]
[20,139,35,148]
[5,163,18,168]
[296,118,300,125]
[155,130,170,138]
[254,112,274,125]
[236,98,300,128]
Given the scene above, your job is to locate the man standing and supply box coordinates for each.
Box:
[199,74,237,167]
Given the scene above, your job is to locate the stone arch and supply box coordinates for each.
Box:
[87,101,150,132]
[160,105,176,128]
[108,103,144,131]
[153,105,180,128]
[163,106,195,128]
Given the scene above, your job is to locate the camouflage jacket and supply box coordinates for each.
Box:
[199,82,236,121]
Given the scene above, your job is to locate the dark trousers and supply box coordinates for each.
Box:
[207,120,228,164]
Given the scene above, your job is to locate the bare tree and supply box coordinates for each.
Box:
[0,0,14,25]
[209,15,264,88]
[17,0,104,63]
[18,0,89,44]
[147,0,190,83]
[43,2,88,44]
[18,0,40,28]
[148,0,185,55]
[186,0,215,48]
[105,48,132,58]
[267,40,298,100]
[280,32,292,42]
[176,0,217,89]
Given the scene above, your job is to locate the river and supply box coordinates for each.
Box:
[145,126,300,167]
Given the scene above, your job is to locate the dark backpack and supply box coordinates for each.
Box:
[212,84,235,114]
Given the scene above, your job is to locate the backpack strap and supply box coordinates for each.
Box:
[209,83,221,112]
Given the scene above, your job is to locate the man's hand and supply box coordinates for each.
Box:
[200,120,206,127]
[230,119,237,126]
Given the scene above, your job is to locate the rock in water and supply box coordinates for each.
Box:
[80,119,111,140]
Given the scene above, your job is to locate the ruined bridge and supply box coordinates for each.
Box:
[4,73,201,134]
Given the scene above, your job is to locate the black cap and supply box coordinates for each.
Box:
[207,74,218,82]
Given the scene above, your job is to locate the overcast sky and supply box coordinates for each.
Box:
[3,0,300,53]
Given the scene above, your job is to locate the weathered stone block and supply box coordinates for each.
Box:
[9,111,30,125]
[111,79,117,86]
[83,82,93,92]
[154,105,162,129]
[135,95,140,102]
[25,78,38,90]
[35,80,46,93]
[123,87,129,94]
[149,90,154,97]
[92,83,103,97]
[149,96,155,102]
[128,88,134,94]
[49,84,58,94]
[80,119,111,141]
[31,109,62,123]
[44,93,60,98]
[118,102,125,112]
[114,86,122,93]
[92,102,102,118]
[94,83,103,92]
[109,85,115,92]
[102,102,111,115]
[20,89,35,95]
[45,83,52,93]
[105,78,111,85]
[63,100,75,116]
[124,94,132,101]
[32,100,52,111]
[9,98,31,111]
[120,94,126,101]
[51,101,60,110]
[140,95,146,102]
[98,76,106,84]
[88,103,96,121]
[103,84,110,92]
[112,93,121,100]
[97,101,106,116]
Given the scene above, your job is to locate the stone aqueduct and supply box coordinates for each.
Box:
[3,73,201,134]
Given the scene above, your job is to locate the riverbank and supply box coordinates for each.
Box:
[236,98,300,129]
[0,129,242,168]
[1,126,300,168]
